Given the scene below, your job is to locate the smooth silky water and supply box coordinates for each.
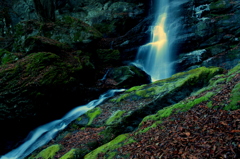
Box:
[0,89,125,159]
[132,0,172,82]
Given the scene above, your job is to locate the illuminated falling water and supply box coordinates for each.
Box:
[133,0,171,81]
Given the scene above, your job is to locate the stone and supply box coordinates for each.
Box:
[106,65,151,88]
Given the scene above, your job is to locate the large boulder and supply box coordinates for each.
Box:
[105,65,151,88]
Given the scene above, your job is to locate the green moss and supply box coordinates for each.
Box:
[14,23,24,37]
[33,144,62,159]
[227,63,240,75]
[109,66,222,105]
[138,121,163,134]
[210,0,230,10]
[140,92,215,126]
[110,93,130,103]
[25,36,70,52]
[93,22,115,35]
[209,75,226,86]
[135,85,168,98]
[62,16,76,25]
[76,117,82,122]
[0,49,18,65]
[73,31,83,42]
[224,83,240,110]
[207,101,213,108]
[84,134,135,159]
[60,149,81,159]
[96,49,120,65]
[85,107,102,125]
[25,52,60,75]
[126,85,146,92]
[106,110,126,125]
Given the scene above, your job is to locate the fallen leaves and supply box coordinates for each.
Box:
[114,73,240,159]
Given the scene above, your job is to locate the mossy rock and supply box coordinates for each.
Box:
[210,0,232,13]
[84,134,135,159]
[111,66,223,102]
[24,36,71,54]
[76,107,103,126]
[225,83,240,110]
[60,149,82,159]
[28,144,62,159]
[0,51,96,153]
[85,107,102,126]
[96,49,121,67]
[0,49,18,65]
[73,66,223,144]
[107,65,151,88]
[140,63,240,126]
[85,63,240,158]
[106,110,127,125]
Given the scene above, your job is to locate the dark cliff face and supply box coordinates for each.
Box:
[168,0,240,72]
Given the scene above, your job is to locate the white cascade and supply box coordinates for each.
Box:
[0,89,125,159]
[133,0,172,82]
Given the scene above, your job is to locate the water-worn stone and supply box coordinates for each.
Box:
[106,65,151,88]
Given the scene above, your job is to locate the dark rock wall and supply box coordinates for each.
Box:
[170,0,240,72]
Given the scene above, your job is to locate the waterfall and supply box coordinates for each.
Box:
[0,89,125,159]
[133,0,172,82]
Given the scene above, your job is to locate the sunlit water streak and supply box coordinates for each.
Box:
[0,89,125,159]
[132,0,171,82]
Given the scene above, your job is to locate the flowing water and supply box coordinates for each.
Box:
[133,0,172,81]
[1,1,174,158]
[0,89,125,159]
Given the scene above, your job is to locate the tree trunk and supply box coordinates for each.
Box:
[33,0,56,22]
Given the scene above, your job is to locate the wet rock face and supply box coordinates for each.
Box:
[170,0,240,72]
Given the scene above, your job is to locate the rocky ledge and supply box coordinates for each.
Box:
[27,63,240,158]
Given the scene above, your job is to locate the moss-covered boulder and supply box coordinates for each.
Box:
[0,49,18,65]
[83,63,240,158]
[29,144,62,159]
[23,36,71,54]
[96,49,121,67]
[210,0,232,13]
[105,65,151,88]
[0,51,98,155]
[77,66,223,136]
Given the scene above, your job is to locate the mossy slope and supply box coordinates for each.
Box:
[74,66,223,130]
[29,66,224,158]
[84,63,240,158]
